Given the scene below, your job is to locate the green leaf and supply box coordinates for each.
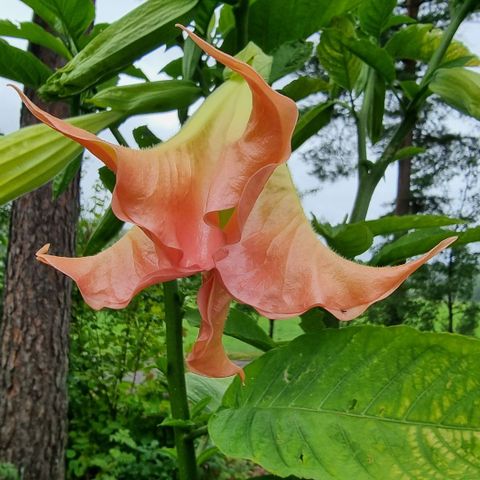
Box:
[382,14,417,32]
[98,166,116,193]
[394,146,426,160]
[133,126,162,149]
[370,227,454,266]
[0,110,122,206]
[21,0,94,41]
[88,80,201,114]
[456,226,480,246]
[364,70,385,143]
[269,40,313,83]
[364,214,465,236]
[0,20,71,59]
[312,219,373,258]
[210,326,480,480]
[292,102,334,151]
[248,0,364,52]
[82,207,124,256]
[52,154,81,199]
[340,38,395,83]
[429,67,480,120]
[385,24,480,67]
[317,19,363,91]
[0,39,52,87]
[39,0,199,98]
[279,76,329,102]
[162,57,183,78]
[358,0,396,38]
[186,304,275,352]
[186,373,233,413]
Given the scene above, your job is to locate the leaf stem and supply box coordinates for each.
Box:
[163,280,198,480]
[109,125,129,147]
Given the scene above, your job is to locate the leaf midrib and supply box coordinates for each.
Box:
[228,405,480,432]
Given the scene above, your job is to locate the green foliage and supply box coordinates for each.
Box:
[429,67,480,120]
[0,20,71,59]
[68,285,176,479]
[317,18,363,91]
[247,0,364,52]
[385,23,480,66]
[279,76,329,102]
[0,463,19,480]
[20,0,95,43]
[292,102,333,151]
[357,0,396,38]
[210,326,480,479]
[39,0,199,97]
[0,38,52,87]
[88,80,202,114]
[0,110,122,206]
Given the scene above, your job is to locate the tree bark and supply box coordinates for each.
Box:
[395,0,421,216]
[0,19,79,480]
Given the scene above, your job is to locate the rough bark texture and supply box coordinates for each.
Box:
[0,19,79,480]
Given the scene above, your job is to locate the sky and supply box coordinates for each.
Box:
[0,0,479,225]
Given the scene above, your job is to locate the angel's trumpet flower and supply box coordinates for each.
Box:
[16,28,455,379]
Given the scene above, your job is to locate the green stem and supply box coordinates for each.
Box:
[110,125,129,147]
[163,280,198,480]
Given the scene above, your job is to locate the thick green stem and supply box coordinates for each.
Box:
[349,173,378,223]
[163,280,198,480]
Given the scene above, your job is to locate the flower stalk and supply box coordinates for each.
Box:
[163,280,198,480]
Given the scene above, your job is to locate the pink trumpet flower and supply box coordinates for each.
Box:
[15,27,456,379]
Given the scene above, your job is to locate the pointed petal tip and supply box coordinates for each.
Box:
[36,243,51,256]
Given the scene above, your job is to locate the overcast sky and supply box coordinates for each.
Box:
[1,0,479,225]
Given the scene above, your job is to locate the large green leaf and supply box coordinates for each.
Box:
[21,0,94,42]
[279,76,329,102]
[385,24,480,67]
[186,373,233,412]
[371,227,454,266]
[357,0,396,38]
[247,0,364,52]
[0,110,122,205]
[0,20,71,59]
[39,0,199,98]
[429,67,480,120]
[292,102,333,151]
[88,80,201,114]
[269,40,313,83]
[312,219,374,259]
[210,326,480,479]
[341,38,395,83]
[317,19,363,91]
[0,39,52,87]
[364,214,465,236]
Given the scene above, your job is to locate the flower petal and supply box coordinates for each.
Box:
[215,165,457,321]
[36,227,189,310]
[9,85,119,171]
[17,27,297,272]
[187,271,244,379]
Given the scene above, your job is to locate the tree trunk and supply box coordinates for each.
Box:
[0,18,79,480]
[395,0,421,216]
